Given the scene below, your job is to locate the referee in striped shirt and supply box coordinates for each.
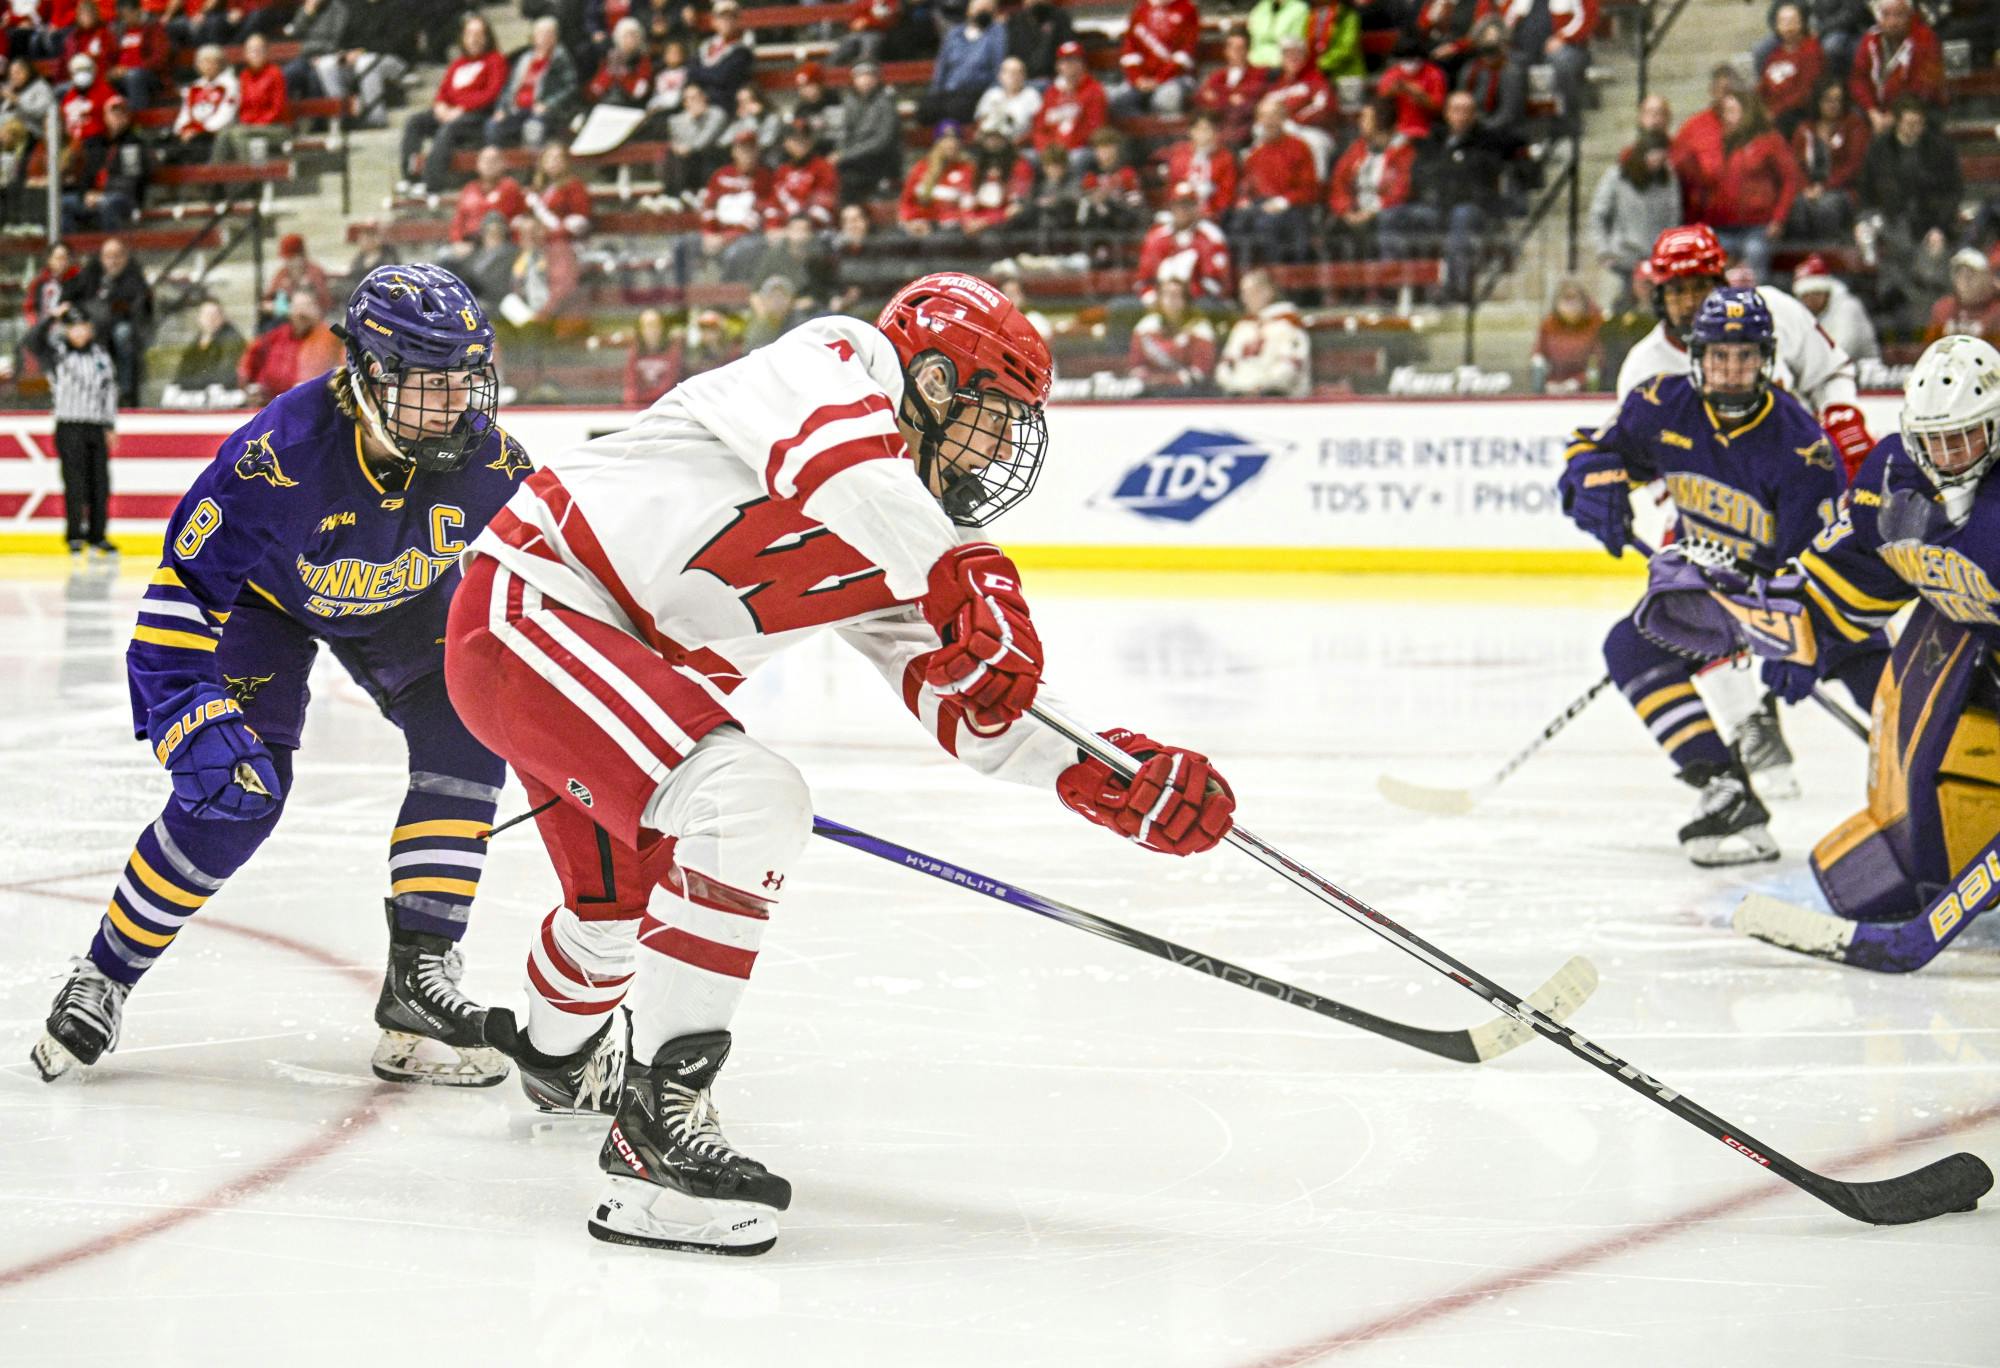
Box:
[29,302,120,556]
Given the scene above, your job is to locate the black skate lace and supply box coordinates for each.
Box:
[55,956,129,1047]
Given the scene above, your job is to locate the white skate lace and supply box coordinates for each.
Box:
[574,1030,625,1111]
[662,1085,742,1162]
[54,956,129,1049]
[414,948,476,1020]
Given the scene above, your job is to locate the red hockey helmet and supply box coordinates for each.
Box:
[1648,223,1728,335]
[877,272,1053,527]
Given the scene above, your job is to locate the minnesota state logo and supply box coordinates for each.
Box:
[233,432,298,488]
[487,431,532,481]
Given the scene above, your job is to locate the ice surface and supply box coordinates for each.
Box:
[2,559,1996,1367]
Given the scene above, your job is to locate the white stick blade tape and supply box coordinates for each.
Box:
[1733,892,1856,959]
[1469,955,1601,1061]
[1375,774,1481,816]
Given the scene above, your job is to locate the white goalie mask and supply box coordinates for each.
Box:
[1902,334,2000,524]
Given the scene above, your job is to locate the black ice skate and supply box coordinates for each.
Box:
[515,1013,627,1115]
[31,958,130,1081]
[1678,760,1779,867]
[589,1030,790,1255]
[1733,692,1800,801]
[372,901,509,1087]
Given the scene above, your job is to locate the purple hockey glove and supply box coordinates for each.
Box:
[1556,450,1633,555]
[148,684,283,820]
[1761,657,1820,705]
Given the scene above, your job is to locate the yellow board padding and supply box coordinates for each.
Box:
[1003,545,1648,576]
[0,533,167,557]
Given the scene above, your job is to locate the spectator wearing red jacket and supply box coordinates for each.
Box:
[61,1,114,73]
[702,127,775,252]
[60,54,113,143]
[108,0,168,107]
[898,123,977,235]
[261,232,332,324]
[1530,276,1603,392]
[1157,112,1238,222]
[1701,90,1803,282]
[525,142,591,241]
[168,44,235,160]
[1374,33,1446,140]
[1500,0,1594,133]
[621,309,680,408]
[448,144,526,246]
[215,31,285,160]
[1129,277,1218,393]
[962,122,1034,237]
[1136,182,1233,304]
[238,291,341,402]
[1234,93,1318,264]
[1267,35,1336,174]
[1758,4,1821,134]
[1110,0,1199,116]
[1194,26,1268,149]
[398,13,506,194]
[767,118,837,228]
[1669,64,1741,223]
[1030,40,1106,163]
[1788,78,1867,241]
[588,17,652,108]
[1850,0,1942,135]
[1327,96,1415,259]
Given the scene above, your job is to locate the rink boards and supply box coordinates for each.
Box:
[0,395,1906,570]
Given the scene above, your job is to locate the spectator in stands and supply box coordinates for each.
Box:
[1075,126,1144,263]
[695,126,774,279]
[61,54,113,145]
[487,15,576,147]
[239,290,339,402]
[1759,4,1822,136]
[1011,142,1080,254]
[1850,0,1942,134]
[1590,130,1677,308]
[679,306,738,377]
[25,244,76,339]
[975,55,1040,144]
[1500,0,1593,135]
[1925,246,2000,343]
[1130,276,1216,393]
[964,120,1031,240]
[1415,0,1483,80]
[787,63,839,138]
[741,274,796,349]
[500,215,579,328]
[1006,0,1076,82]
[169,44,235,163]
[833,0,899,68]
[460,212,518,309]
[1698,91,1801,282]
[64,235,149,403]
[1111,0,1199,117]
[589,16,652,108]
[646,37,690,123]
[995,268,1052,341]
[63,0,114,71]
[1,56,53,138]
[330,0,421,128]
[1456,18,1527,148]
[1268,34,1336,174]
[770,116,837,228]
[1032,40,1107,167]
[665,80,727,198]
[1857,96,1961,249]
[1530,277,1602,392]
[215,31,286,161]
[1136,180,1232,304]
[397,12,505,195]
[1392,89,1508,298]
[109,0,168,107]
[1375,32,1445,141]
[1158,111,1238,223]
[897,120,973,237]
[620,307,676,407]
[1195,26,1267,149]
[448,146,524,251]
[1755,1,1870,83]
[281,0,347,103]
[528,141,591,240]
[741,213,838,307]
[1792,78,1868,211]
[262,232,332,324]
[1247,0,1308,69]
[1309,1,1363,82]
[1670,64,1744,223]
[1327,96,1413,261]
[171,297,244,391]
[61,91,148,230]
[1790,253,1878,360]
[689,0,753,108]
[925,0,1005,125]
[1235,92,1317,265]
[834,58,900,203]
[340,219,393,293]
[725,83,782,155]
[822,201,877,308]
[1217,267,1309,396]
[1636,91,1670,140]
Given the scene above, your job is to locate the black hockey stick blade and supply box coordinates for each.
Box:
[1802,1151,1995,1226]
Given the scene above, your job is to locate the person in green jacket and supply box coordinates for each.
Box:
[1246,0,1309,69]
[1309,2,1363,80]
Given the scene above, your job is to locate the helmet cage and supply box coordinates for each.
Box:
[1905,418,2000,493]
[1901,335,2000,502]
[906,349,1048,527]
[347,342,499,474]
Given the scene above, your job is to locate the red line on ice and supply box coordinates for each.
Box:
[1239,1099,2000,1366]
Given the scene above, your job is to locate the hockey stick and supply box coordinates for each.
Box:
[1734,833,2000,973]
[1376,674,1612,815]
[1033,701,1992,1225]
[809,815,1599,1064]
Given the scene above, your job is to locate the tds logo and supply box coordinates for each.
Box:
[1096,429,1274,523]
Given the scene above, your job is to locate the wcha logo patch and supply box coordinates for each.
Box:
[1094,429,1275,523]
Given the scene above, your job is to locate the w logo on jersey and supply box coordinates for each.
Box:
[1095,429,1275,523]
[233,433,298,488]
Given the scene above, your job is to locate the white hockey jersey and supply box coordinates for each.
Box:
[1614,285,1858,414]
[469,314,1080,787]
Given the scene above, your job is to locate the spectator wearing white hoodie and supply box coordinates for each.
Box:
[1790,254,1879,363]
[1216,267,1310,397]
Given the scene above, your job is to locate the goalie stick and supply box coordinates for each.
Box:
[810,815,1598,1064]
[1034,701,1993,1226]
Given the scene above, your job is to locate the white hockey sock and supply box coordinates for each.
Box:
[1695,654,1763,745]
[628,873,769,1059]
[523,907,636,1057]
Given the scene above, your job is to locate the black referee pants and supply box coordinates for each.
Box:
[55,421,110,545]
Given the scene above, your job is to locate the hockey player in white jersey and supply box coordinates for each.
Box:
[1614,222,1871,801]
[443,272,1237,1255]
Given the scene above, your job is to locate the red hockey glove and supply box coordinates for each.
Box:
[1821,404,1874,482]
[1057,729,1236,857]
[919,543,1042,728]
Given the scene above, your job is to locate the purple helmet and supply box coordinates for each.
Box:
[1688,286,1775,419]
[333,263,498,473]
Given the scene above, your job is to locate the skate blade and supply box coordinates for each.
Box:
[1684,829,1781,868]
[587,1175,780,1256]
[1750,763,1801,801]
[370,1030,510,1087]
[29,1033,82,1082]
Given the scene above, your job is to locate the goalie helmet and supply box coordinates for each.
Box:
[1688,287,1775,419]
[876,271,1052,528]
[1902,334,2000,521]
[333,263,499,474]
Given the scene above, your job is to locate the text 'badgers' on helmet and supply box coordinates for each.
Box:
[876,271,1053,528]
[333,263,499,474]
